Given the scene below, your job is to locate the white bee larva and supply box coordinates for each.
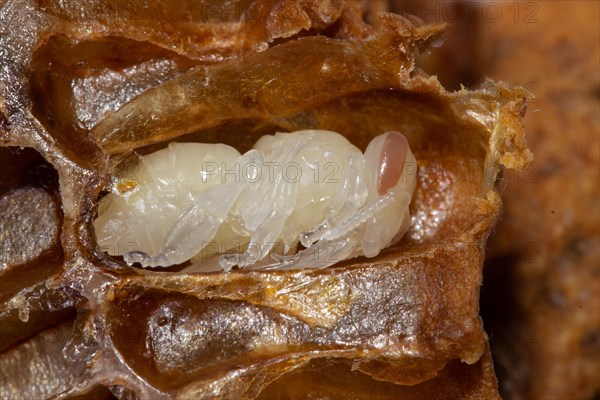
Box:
[94,130,417,271]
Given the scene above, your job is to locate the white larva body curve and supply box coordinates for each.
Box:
[94,130,417,271]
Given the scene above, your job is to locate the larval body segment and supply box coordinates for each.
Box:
[93,130,416,270]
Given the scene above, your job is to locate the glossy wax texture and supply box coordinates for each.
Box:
[377,131,409,196]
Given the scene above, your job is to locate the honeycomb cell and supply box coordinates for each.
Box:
[0,1,532,398]
[0,147,63,301]
[28,36,198,165]
[108,290,317,390]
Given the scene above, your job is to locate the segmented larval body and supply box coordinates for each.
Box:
[94,130,417,271]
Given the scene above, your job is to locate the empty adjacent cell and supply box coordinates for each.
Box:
[0,147,62,268]
[0,186,61,266]
[107,290,314,390]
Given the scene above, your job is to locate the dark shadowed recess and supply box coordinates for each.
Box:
[64,385,119,400]
[0,146,77,354]
[0,146,63,302]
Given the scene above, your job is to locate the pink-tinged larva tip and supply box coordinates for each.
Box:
[377,131,409,196]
